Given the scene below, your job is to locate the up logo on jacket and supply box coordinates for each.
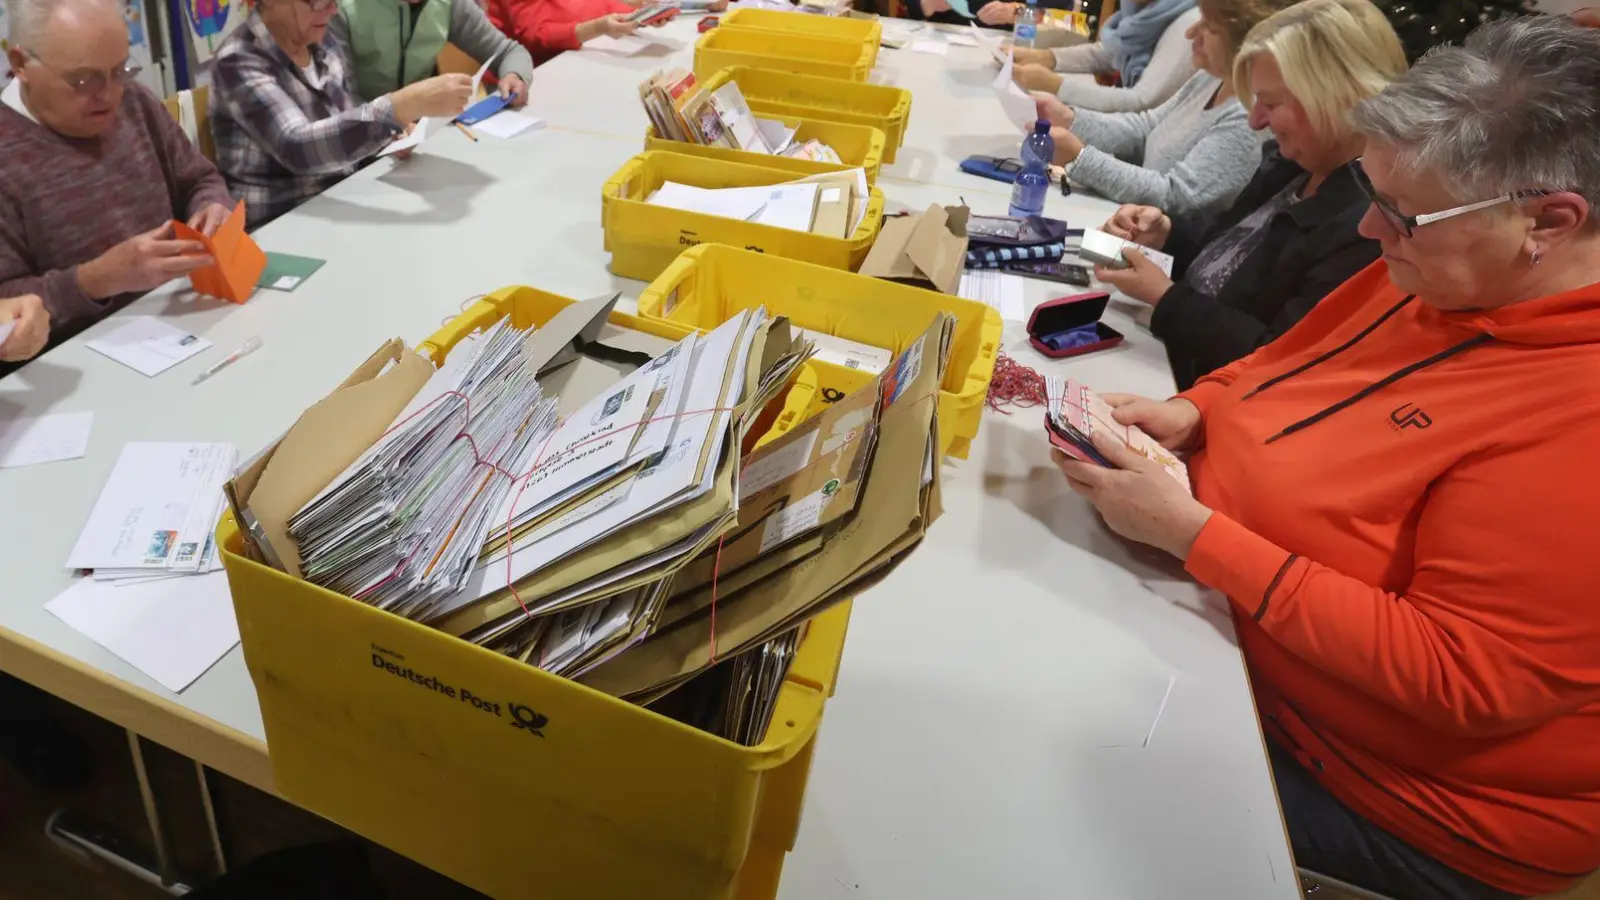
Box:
[1388,402,1433,432]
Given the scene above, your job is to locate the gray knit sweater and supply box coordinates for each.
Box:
[1067,72,1261,215]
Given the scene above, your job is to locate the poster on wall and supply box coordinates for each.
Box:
[0,1,160,89]
[184,0,244,64]
[125,0,165,95]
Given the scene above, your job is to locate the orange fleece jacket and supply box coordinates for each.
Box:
[1180,261,1600,895]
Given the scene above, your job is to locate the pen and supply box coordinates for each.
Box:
[191,336,263,386]
[454,121,479,143]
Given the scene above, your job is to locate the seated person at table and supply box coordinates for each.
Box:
[211,0,480,228]
[1094,0,1405,389]
[487,0,725,66]
[1055,17,1600,899]
[1032,0,1293,215]
[0,0,229,355]
[910,0,1073,27]
[1011,1,1200,113]
[329,0,532,111]
[0,294,49,364]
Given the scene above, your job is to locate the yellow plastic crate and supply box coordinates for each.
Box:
[644,114,887,184]
[695,27,873,83]
[600,150,884,282]
[219,285,856,900]
[698,67,911,164]
[719,9,882,68]
[636,245,1002,459]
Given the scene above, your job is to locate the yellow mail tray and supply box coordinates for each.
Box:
[219,285,856,900]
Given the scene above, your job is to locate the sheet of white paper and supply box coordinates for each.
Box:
[970,22,1011,63]
[959,270,1027,322]
[473,109,546,140]
[471,44,508,99]
[649,182,770,221]
[0,321,14,347]
[0,411,92,469]
[994,52,1038,128]
[84,317,212,377]
[378,117,432,158]
[909,39,949,56]
[46,571,240,693]
[65,442,237,571]
[584,34,651,55]
[945,32,978,46]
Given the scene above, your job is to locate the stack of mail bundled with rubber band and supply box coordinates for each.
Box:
[228,293,952,744]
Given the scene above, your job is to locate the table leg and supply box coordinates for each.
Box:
[128,729,178,888]
[194,761,228,876]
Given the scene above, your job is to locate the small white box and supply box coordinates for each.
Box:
[1079,228,1176,277]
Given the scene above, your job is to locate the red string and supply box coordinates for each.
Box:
[499,405,738,620]
[986,352,1048,414]
[700,388,942,667]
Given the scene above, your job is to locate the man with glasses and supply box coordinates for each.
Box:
[0,0,236,364]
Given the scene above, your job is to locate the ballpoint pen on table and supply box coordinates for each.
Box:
[192,337,263,385]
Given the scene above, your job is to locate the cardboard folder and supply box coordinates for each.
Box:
[858,203,970,295]
[172,202,267,304]
[579,315,954,700]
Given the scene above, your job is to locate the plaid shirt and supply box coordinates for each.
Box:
[210,14,402,228]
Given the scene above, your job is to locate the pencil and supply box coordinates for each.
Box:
[454,121,479,143]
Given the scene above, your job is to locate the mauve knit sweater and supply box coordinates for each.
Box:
[0,82,234,349]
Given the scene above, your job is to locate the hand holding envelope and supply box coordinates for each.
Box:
[170,202,268,304]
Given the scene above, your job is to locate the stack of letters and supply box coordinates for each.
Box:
[230,294,950,743]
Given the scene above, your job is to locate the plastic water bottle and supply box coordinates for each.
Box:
[1009,120,1055,217]
[1015,0,1041,49]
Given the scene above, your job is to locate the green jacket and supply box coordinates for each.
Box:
[336,0,453,101]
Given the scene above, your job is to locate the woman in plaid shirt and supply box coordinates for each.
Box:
[209,0,478,228]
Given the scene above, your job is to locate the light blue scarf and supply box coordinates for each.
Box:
[1098,0,1196,87]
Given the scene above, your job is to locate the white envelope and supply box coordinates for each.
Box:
[85,317,212,377]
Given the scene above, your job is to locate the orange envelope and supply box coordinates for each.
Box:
[171,201,266,304]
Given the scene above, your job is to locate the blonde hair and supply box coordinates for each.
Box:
[1197,0,1303,64]
[1233,0,1408,142]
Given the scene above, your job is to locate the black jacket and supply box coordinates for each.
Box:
[1150,143,1379,390]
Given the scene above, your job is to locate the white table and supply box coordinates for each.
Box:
[0,15,1298,900]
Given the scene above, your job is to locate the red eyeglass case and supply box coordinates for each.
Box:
[1026,291,1125,359]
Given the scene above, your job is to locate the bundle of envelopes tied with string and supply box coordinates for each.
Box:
[226,293,951,743]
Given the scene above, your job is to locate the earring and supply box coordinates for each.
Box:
[1530,248,1542,267]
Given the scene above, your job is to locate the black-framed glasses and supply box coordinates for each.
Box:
[24,52,143,96]
[1349,157,1551,238]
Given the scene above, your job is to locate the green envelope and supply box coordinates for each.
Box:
[258,253,327,292]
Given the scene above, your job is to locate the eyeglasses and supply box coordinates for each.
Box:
[301,0,337,11]
[1349,158,1551,238]
[25,52,143,96]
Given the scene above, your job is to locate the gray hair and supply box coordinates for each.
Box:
[1349,16,1600,208]
[5,0,122,50]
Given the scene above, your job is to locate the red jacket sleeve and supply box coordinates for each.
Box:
[491,0,632,55]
